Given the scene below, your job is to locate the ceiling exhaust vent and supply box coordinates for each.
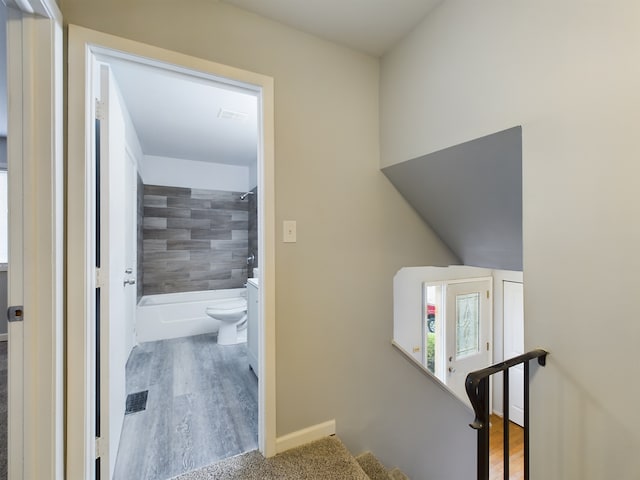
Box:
[218,108,248,121]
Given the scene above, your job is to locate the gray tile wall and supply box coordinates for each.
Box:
[247,187,258,274]
[137,174,144,302]
[142,185,249,295]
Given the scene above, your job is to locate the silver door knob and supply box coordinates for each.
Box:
[448,367,456,373]
[123,278,136,286]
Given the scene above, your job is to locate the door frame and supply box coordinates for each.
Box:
[6,1,64,479]
[490,269,524,417]
[501,279,525,425]
[67,25,277,478]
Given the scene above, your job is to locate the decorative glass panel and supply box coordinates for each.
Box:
[456,292,480,359]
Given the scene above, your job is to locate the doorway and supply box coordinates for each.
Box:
[97,56,262,478]
[67,26,276,479]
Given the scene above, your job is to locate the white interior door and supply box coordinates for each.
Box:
[123,151,137,356]
[503,280,524,426]
[445,279,492,405]
[98,63,130,479]
[6,2,64,478]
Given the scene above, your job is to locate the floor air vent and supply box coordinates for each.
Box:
[125,390,148,415]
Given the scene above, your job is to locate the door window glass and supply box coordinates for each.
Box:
[456,292,480,359]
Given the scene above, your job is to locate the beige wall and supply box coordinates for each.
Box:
[59,1,474,478]
[381,1,640,478]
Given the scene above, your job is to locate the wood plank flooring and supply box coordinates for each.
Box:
[489,413,524,480]
[114,334,258,480]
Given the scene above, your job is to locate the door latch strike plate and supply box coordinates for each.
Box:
[8,305,24,322]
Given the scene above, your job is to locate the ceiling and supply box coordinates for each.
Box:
[219,0,443,56]
[108,57,258,167]
[106,0,444,167]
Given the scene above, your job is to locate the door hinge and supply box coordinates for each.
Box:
[487,342,490,351]
[95,99,104,121]
[7,305,24,323]
[95,437,103,459]
[486,290,490,299]
[95,267,103,288]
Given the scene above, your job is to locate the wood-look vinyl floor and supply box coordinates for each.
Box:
[489,414,524,480]
[114,334,258,480]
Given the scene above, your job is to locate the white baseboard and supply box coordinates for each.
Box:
[0,333,7,342]
[275,419,336,454]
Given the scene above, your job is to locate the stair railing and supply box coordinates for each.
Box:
[465,349,548,480]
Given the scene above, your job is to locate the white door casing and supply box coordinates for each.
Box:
[503,280,525,426]
[445,279,492,406]
[67,25,276,478]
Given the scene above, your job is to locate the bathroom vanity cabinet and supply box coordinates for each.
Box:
[247,278,259,377]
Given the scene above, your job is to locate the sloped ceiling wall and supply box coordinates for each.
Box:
[382,126,522,271]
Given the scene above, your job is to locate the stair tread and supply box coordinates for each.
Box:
[356,452,392,480]
[388,467,410,480]
[172,436,371,479]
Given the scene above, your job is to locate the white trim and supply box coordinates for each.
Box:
[275,420,337,454]
[67,25,277,477]
[6,0,61,20]
[427,275,494,286]
[391,340,474,413]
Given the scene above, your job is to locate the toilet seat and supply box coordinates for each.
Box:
[206,298,247,315]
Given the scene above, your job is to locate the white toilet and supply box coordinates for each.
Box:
[205,297,248,345]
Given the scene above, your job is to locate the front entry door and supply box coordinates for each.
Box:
[445,279,492,405]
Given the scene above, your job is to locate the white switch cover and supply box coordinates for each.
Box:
[283,220,296,243]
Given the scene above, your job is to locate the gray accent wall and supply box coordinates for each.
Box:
[0,270,6,335]
[0,138,6,170]
[382,127,522,271]
[142,185,249,295]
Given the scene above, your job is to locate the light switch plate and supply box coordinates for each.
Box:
[283,220,296,243]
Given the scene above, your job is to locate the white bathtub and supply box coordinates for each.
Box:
[136,288,246,343]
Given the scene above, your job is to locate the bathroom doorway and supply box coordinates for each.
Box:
[67,27,276,480]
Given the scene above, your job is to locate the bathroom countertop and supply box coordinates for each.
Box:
[246,278,259,287]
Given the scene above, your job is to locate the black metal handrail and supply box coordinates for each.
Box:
[465,349,548,480]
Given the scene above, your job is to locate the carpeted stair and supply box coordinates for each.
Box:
[171,436,409,480]
[356,452,409,480]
